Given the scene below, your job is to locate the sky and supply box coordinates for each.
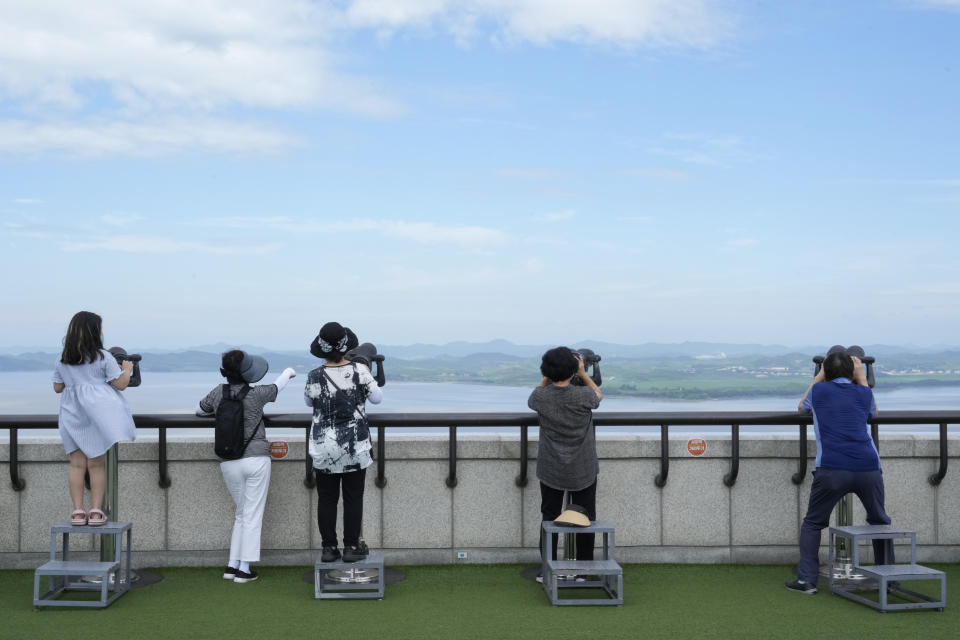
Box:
[2,0,959,351]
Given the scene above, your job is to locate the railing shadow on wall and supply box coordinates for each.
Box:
[3,411,958,493]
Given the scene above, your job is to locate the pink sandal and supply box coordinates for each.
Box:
[70,509,87,526]
[87,508,107,526]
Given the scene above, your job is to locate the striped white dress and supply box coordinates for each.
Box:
[53,350,136,457]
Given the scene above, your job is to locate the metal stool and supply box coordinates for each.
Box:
[541,520,622,606]
[33,521,132,609]
[314,552,385,599]
[829,525,945,612]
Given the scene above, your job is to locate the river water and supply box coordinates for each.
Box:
[2,371,958,440]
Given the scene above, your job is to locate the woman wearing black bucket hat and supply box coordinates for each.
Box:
[197,350,296,583]
[305,322,382,563]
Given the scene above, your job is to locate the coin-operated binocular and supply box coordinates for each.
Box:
[812,344,875,388]
[346,342,386,387]
[107,346,142,387]
[569,348,602,387]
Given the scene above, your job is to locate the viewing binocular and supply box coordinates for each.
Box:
[570,348,602,387]
[812,344,875,388]
[108,346,142,387]
[346,342,386,387]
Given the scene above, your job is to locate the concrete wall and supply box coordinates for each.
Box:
[2,434,959,569]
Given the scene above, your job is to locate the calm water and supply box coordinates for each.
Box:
[2,371,958,439]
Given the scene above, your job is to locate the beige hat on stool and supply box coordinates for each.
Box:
[554,504,591,527]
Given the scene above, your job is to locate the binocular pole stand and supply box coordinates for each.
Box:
[558,490,579,582]
[85,444,141,587]
[821,494,869,586]
[325,521,377,585]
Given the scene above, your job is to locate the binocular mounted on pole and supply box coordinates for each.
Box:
[812,344,875,388]
[346,343,386,387]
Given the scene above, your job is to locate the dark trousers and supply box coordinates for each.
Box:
[798,468,893,584]
[315,468,366,548]
[539,480,597,562]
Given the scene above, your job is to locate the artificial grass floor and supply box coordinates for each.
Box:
[3,563,957,639]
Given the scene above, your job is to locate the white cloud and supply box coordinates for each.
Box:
[0,117,299,156]
[194,216,508,247]
[60,233,282,255]
[534,209,576,222]
[101,213,145,227]
[913,1,960,10]
[0,1,396,114]
[623,167,691,180]
[345,0,733,49]
[14,198,43,204]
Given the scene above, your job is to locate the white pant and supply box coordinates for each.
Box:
[220,456,271,563]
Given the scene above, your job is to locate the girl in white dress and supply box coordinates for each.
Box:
[52,311,136,526]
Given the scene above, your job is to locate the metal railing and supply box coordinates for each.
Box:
[3,411,958,492]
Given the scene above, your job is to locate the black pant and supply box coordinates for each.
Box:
[315,468,366,548]
[539,480,597,561]
[798,468,892,584]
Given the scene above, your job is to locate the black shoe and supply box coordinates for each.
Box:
[222,566,238,580]
[321,546,341,563]
[234,569,258,583]
[343,542,369,563]
[785,578,817,595]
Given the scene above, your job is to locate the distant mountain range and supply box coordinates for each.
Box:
[7,340,960,399]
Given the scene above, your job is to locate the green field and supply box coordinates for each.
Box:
[4,564,956,639]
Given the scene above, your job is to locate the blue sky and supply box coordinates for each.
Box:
[2,1,959,350]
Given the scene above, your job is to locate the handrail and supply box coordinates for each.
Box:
[791,423,808,485]
[3,411,957,492]
[930,423,949,486]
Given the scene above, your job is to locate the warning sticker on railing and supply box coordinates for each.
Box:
[269,440,289,459]
[687,438,706,457]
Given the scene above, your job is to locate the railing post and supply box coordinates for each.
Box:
[303,426,316,489]
[723,424,740,487]
[654,424,669,487]
[158,426,171,488]
[515,425,529,488]
[375,425,387,488]
[446,425,458,488]
[9,427,25,491]
[792,422,808,485]
[929,423,948,486]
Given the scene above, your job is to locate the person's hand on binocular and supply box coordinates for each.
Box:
[851,356,868,386]
[575,353,588,379]
[121,360,134,374]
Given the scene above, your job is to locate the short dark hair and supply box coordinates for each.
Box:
[822,351,854,381]
[220,349,246,384]
[540,346,578,382]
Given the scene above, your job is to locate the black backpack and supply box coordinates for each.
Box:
[213,384,254,459]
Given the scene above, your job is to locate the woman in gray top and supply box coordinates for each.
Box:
[198,350,295,583]
[528,347,603,567]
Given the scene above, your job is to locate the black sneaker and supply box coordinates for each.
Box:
[343,542,369,563]
[222,566,238,580]
[321,546,341,563]
[784,578,817,594]
[234,569,258,583]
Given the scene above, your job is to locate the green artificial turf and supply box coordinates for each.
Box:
[3,564,957,639]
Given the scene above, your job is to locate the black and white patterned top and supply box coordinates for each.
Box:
[304,362,382,474]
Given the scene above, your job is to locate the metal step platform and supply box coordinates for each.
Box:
[828,525,945,612]
[33,521,133,609]
[541,520,623,606]
[314,552,385,599]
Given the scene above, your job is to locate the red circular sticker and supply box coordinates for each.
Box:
[687,438,706,457]
[269,440,289,460]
